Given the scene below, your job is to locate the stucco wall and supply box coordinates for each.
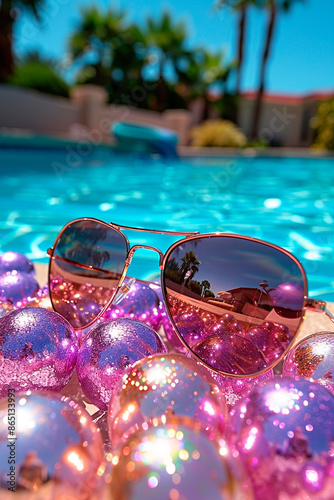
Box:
[0,84,81,135]
[0,84,191,145]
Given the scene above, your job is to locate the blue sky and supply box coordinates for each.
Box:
[13,0,334,94]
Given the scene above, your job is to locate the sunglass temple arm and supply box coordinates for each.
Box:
[111,223,199,237]
[304,297,334,323]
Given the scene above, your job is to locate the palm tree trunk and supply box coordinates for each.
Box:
[202,96,210,121]
[235,4,247,123]
[236,4,247,96]
[251,0,277,138]
[156,56,167,111]
[0,3,14,81]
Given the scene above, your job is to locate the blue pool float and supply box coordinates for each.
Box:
[111,121,179,158]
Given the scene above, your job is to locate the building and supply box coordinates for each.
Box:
[238,90,334,148]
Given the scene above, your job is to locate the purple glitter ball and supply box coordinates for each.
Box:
[193,334,267,375]
[76,318,167,411]
[228,377,334,500]
[105,281,162,331]
[0,307,78,397]
[0,251,35,275]
[210,368,274,409]
[175,311,206,346]
[103,304,126,321]
[271,282,304,310]
[0,271,40,305]
[245,325,284,364]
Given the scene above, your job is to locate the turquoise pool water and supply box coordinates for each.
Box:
[0,147,333,300]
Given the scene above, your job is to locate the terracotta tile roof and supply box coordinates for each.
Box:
[208,89,334,104]
[241,90,334,104]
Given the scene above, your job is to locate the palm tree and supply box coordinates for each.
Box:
[216,0,262,120]
[0,0,45,81]
[69,5,127,87]
[251,0,276,137]
[216,1,250,95]
[251,0,303,138]
[69,7,150,104]
[180,251,201,281]
[167,257,180,272]
[201,280,211,297]
[112,24,146,89]
[142,11,192,110]
[178,48,231,120]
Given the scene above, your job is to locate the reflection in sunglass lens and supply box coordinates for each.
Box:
[49,220,128,328]
[163,236,306,376]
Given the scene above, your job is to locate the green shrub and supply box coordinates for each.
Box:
[9,61,69,98]
[190,119,247,147]
[244,138,268,149]
[311,98,334,150]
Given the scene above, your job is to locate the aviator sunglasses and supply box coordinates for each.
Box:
[48,218,334,378]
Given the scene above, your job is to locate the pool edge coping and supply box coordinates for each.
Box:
[1,131,334,158]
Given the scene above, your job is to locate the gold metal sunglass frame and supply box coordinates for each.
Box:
[48,217,334,378]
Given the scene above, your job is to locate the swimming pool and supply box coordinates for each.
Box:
[0,147,333,300]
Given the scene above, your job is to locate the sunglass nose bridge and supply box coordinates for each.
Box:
[127,244,165,268]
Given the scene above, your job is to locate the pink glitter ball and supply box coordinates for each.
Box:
[76,318,167,410]
[0,307,78,397]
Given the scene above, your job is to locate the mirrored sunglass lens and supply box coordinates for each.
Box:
[163,236,305,376]
[49,220,127,328]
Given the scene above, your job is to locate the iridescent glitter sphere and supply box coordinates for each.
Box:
[0,251,35,275]
[193,334,267,375]
[108,353,227,450]
[228,377,334,499]
[283,332,334,395]
[210,368,274,409]
[270,282,304,317]
[76,318,167,411]
[0,308,78,397]
[0,272,40,306]
[174,311,206,345]
[0,392,105,499]
[104,281,162,331]
[106,423,254,500]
